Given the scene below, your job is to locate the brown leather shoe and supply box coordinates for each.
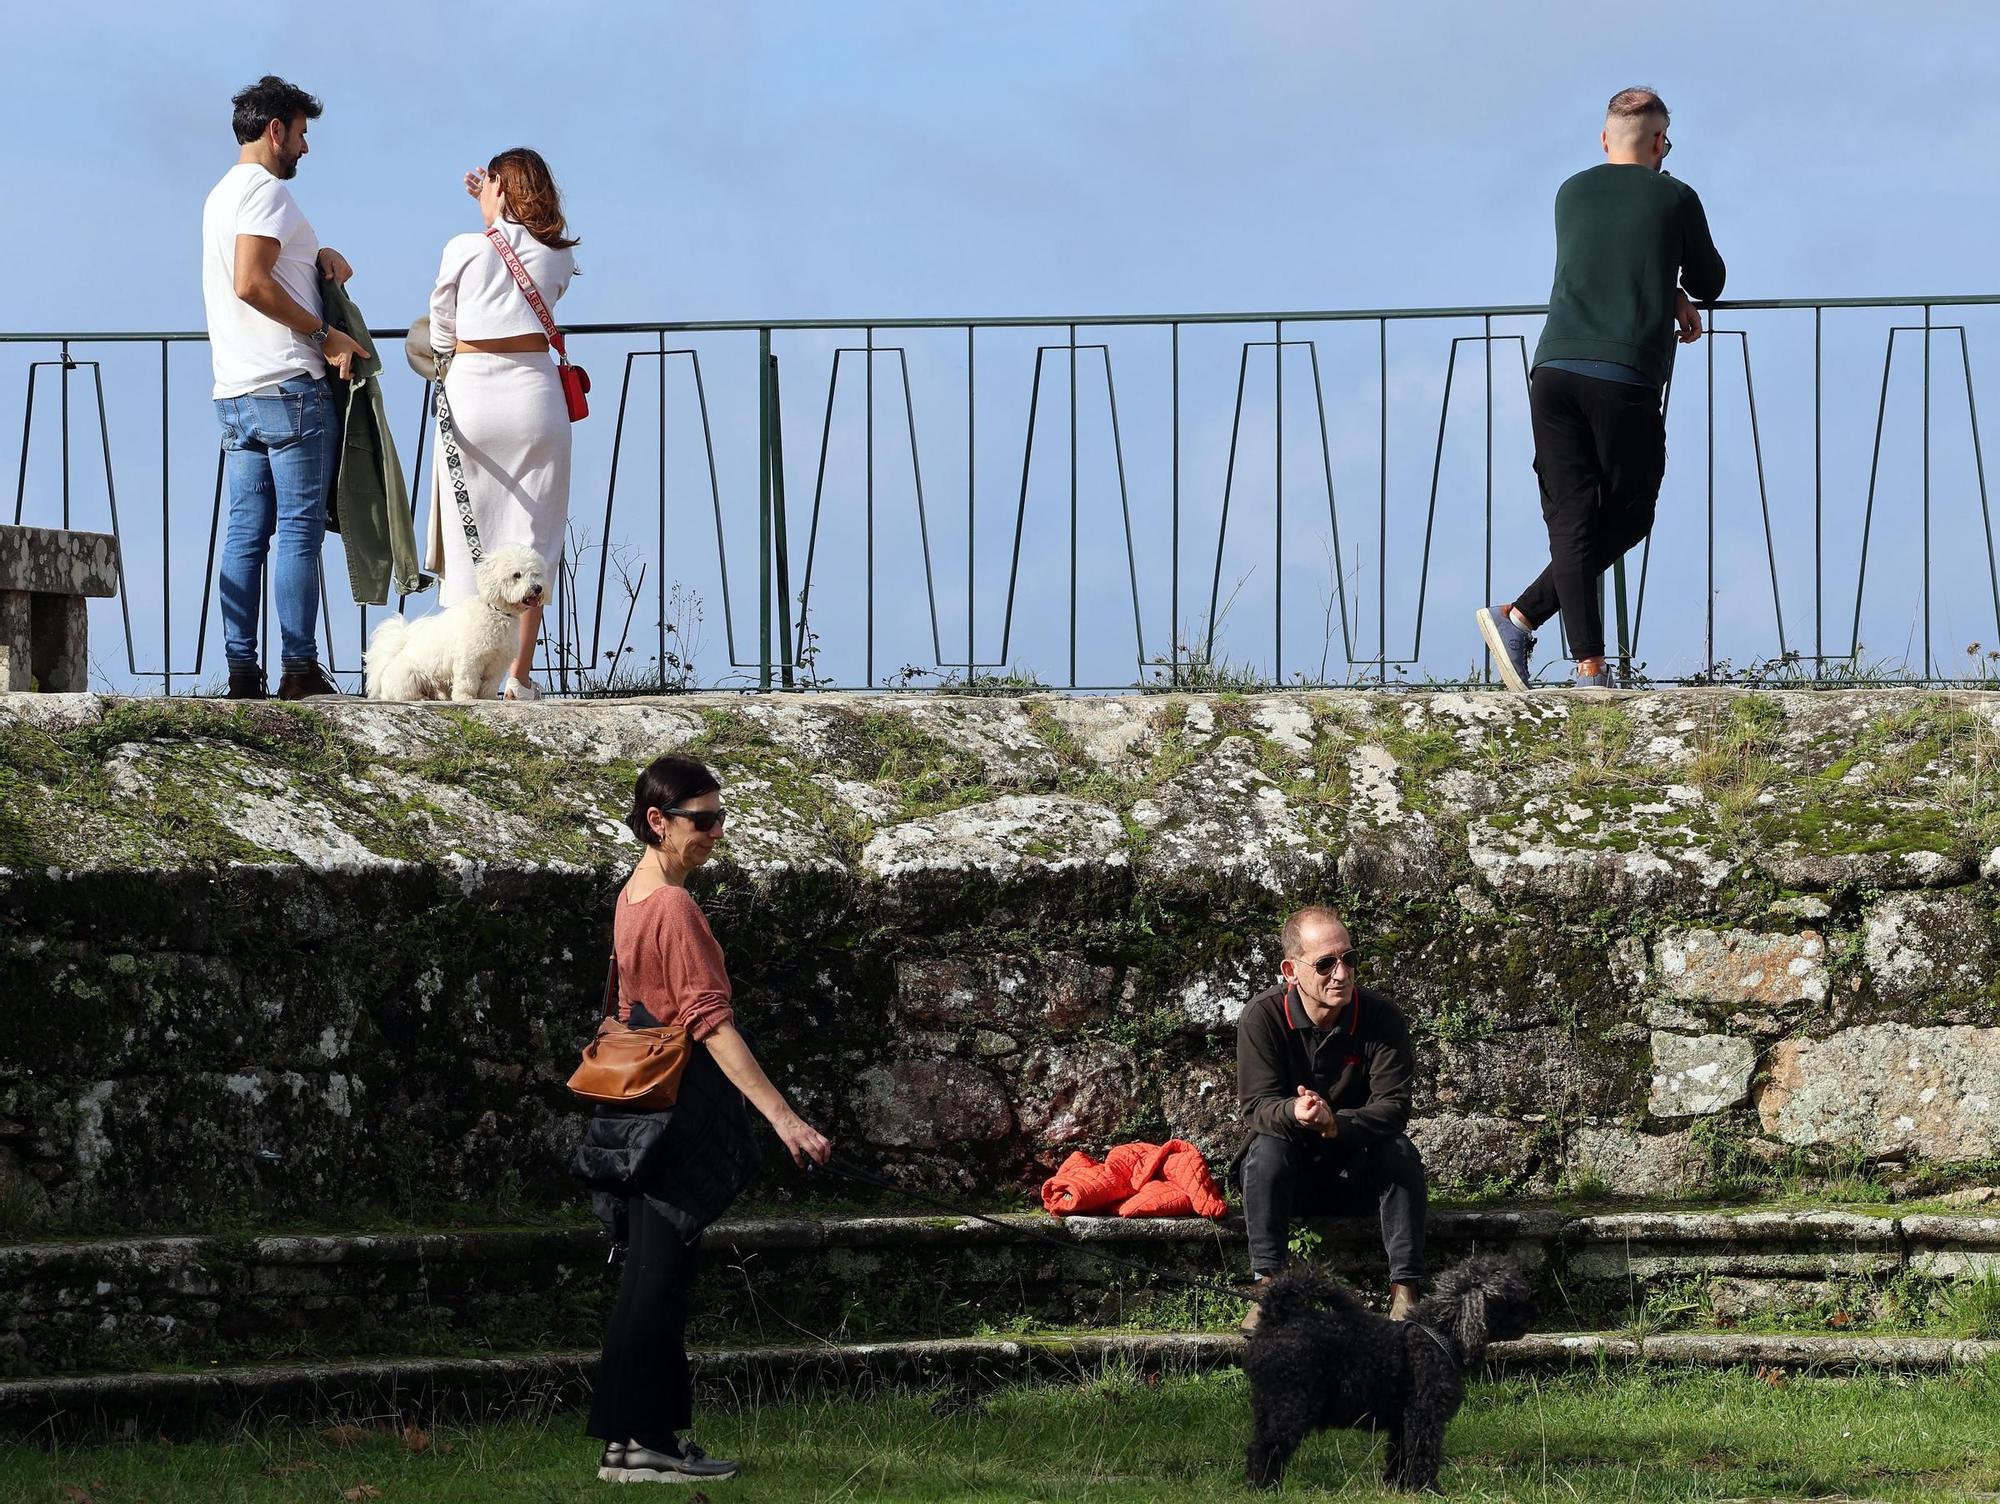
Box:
[276,663,342,701]
[1240,1274,1275,1335]
[225,665,267,701]
[1389,1281,1422,1321]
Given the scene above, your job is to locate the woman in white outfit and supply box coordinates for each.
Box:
[428,147,578,700]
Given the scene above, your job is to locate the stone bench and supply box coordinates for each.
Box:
[12,1207,2000,1376]
[0,523,119,692]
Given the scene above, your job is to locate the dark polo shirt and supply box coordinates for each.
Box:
[1235,982,1415,1154]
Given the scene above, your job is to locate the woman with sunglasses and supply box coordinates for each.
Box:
[586,754,832,1484]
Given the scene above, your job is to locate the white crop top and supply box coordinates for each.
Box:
[428,216,576,350]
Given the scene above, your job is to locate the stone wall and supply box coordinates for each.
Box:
[4,689,1998,1231]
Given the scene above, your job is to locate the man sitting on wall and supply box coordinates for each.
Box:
[1234,905,1428,1332]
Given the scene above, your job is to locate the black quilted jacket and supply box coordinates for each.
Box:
[572,1037,761,1244]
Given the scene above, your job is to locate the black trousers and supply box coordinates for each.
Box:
[1513,365,1667,661]
[588,1196,703,1450]
[1240,1131,1428,1284]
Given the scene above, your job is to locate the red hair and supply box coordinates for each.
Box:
[488,147,579,251]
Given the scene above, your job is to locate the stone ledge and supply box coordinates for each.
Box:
[10,1329,1999,1443]
[0,1205,1567,1271]
[0,524,119,597]
[5,1203,1965,1271]
[1565,1210,1903,1244]
[11,1207,2000,1378]
[1565,1209,1908,1280]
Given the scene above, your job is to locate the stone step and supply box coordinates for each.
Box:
[10,1329,2000,1445]
[7,1206,1997,1378]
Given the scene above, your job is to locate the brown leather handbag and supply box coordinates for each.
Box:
[567,955,691,1110]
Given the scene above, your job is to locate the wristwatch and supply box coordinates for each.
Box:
[306,323,331,346]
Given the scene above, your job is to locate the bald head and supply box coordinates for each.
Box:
[1603,87,1670,167]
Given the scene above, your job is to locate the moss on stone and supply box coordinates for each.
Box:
[1372,723,1463,809]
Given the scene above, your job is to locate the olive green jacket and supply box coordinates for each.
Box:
[319,271,428,604]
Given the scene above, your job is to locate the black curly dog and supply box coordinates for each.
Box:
[1242,1255,1535,1492]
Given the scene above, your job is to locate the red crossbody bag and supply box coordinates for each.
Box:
[484,226,591,421]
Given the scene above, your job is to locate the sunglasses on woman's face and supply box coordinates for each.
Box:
[663,806,727,833]
[1308,949,1360,977]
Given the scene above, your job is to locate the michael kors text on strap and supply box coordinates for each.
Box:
[484,226,591,421]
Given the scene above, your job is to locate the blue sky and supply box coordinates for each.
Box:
[7,1,2000,689]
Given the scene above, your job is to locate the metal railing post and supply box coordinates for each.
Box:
[758,326,772,691]
[769,348,794,689]
[1613,559,1631,682]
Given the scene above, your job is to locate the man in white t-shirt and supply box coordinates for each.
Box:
[201,75,369,701]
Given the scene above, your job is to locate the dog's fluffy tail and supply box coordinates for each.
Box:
[363,615,411,700]
[1255,1267,1366,1327]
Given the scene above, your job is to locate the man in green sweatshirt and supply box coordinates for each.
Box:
[1477,87,1725,690]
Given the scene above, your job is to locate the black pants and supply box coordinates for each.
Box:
[588,1196,703,1450]
[1240,1132,1428,1284]
[1513,365,1667,661]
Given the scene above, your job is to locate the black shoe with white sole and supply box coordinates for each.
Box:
[600,1437,740,1484]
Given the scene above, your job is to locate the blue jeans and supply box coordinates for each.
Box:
[215,374,337,669]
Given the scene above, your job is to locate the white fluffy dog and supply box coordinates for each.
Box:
[365,545,548,701]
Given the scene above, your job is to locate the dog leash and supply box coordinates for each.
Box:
[1410,1321,1460,1365]
[810,1156,1255,1301]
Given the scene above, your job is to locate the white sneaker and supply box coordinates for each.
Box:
[502,675,542,702]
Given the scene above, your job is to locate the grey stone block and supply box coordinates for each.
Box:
[0,524,119,596]
[1758,1024,2000,1160]
[1648,1031,1757,1118]
[0,524,118,693]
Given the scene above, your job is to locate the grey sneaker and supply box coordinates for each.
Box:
[607,1437,740,1483]
[1574,669,1613,688]
[1475,605,1536,692]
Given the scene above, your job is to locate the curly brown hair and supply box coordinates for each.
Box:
[488,147,580,251]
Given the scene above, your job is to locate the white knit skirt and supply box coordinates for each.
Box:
[427,349,571,607]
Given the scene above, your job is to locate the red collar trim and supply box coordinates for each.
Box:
[1284,983,1360,1035]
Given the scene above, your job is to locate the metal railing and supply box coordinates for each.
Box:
[8,294,2000,695]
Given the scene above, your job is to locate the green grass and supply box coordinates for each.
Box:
[11,1366,2000,1502]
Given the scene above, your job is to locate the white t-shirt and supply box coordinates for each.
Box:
[201,162,326,399]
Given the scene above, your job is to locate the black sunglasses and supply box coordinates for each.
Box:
[662,806,727,833]
[1308,949,1360,977]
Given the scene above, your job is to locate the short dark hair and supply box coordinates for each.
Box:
[1606,86,1668,125]
[626,754,722,847]
[1280,904,1348,958]
[231,76,322,146]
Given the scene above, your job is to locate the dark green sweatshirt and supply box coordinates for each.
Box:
[1532,163,1726,388]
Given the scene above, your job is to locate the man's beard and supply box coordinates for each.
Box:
[275,152,302,180]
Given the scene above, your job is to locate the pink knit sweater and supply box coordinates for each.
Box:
[612,884,736,1042]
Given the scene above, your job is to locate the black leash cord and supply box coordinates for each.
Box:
[809,1156,1254,1301]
